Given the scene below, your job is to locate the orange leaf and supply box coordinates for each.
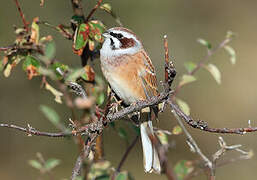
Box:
[26,65,39,80]
[84,65,95,81]
[30,17,40,44]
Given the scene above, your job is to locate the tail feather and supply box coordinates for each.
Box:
[140,121,161,173]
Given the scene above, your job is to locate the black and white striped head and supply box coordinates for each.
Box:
[100,27,142,58]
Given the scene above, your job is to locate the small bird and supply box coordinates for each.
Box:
[100,27,161,173]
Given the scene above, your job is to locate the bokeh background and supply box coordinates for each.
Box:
[1,0,257,179]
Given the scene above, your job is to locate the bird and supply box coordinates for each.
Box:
[100,27,161,173]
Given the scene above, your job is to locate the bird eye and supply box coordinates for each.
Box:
[110,32,123,39]
[117,34,123,39]
[110,32,115,37]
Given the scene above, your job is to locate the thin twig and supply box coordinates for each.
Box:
[184,138,253,180]
[0,123,71,137]
[168,99,257,134]
[116,135,139,172]
[13,0,29,32]
[71,133,98,180]
[163,35,176,87]
[38,21,72,40]
[70,0,85,18]
[0,122,102,138]
[170,107,213,172]
[85,0,103,22]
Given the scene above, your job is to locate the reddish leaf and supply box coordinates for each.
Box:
[26,65,39,80]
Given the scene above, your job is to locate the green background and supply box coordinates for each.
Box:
[1,0,257,179]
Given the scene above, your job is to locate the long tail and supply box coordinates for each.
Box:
[140,121,161,173]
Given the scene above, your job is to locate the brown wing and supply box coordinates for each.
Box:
[138,49,159,98]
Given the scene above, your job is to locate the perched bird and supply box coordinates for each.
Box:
[100,27,161,173]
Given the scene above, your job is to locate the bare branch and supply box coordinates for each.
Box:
[168,99,257,134]
[85,0,103,22]
[0,121,102,138]
[70,0,85,18]
[13,0,29,32]
[170,108,213,173]
[71,133,98,180]
[116,135,139,172]
[106,88,171,122]
[163,35,176,86]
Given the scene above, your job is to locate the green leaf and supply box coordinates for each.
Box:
[40,105,60,126]
[74,23,89,50]
[224,45,236,65]
[156,130,169,145]
[115,172,128,180]
[174,160,194,180]
[197,38,212,49]
[22,55,40,71]
[226,31,236,39]
[96,175,110,180]
[88,20,106,42]
[172,125,182,135]
[96,92,105,105]
[100,3,112,13]
[50,62,69,79]
[204,63,221,84]
[176,98,190,116]
[184,61,197,73]
[28,160,43,170]
[88,161,111,180]
[66,68,85,82]
[75,176,84,180]
[118,128,129,140]
[44,158,60,171]
[71,15,84,24]
[45,41,56,60]
[178,74,196,87]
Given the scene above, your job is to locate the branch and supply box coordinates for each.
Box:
[0,121,102,138]
[85,0,103,22]
[170,108,214,179]
[184,137,253,180]
[106,88,171,122]
[71,133,98,180]
[70,0,85,18]
[116,135,139,172]
[164,35,176,86]
[13,0,29,32]
[168,99,257,134]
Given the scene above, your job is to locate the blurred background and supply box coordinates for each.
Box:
[1,0,257,179]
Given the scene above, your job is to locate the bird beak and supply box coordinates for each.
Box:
[102,32,109,38]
